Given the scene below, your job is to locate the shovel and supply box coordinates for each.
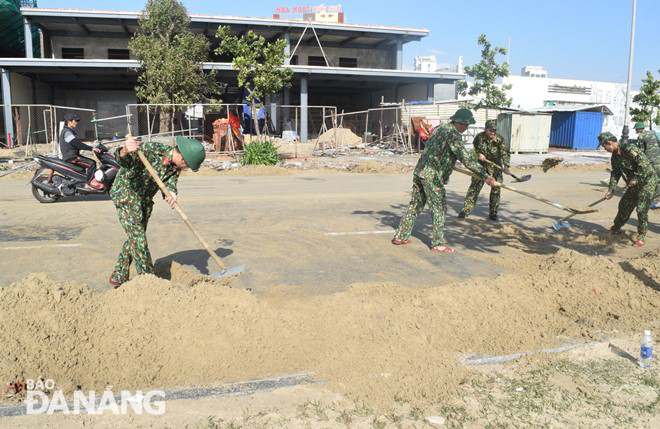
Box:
[454,167,598,215]
[551,194,612,230]
[136,148,245,279]
[482,158,531,183]
[551,185,631,231]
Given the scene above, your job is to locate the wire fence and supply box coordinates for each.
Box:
[313,106,415,153]
[0,104,96,157]
[1,101,501,158]
[125,103,337,152]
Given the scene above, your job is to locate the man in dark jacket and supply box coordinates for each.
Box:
[59,113,104,190]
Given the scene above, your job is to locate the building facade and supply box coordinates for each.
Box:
[0,7,464,144]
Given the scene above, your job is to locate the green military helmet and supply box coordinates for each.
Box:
[633,121,645,130]
[485,119,497,130]
[449,108,476,125]
[175,137,206,172]
[597,131,617,146]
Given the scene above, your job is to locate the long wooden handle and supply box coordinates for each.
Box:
[454,166,575,213]
[136,149,226,272]
[557,190,658,223]
[557,196,608,222]
[482,157,526,181]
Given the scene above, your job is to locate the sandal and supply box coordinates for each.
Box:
[431,246,455,253]
[391,238,412,245]
[632,240,645,248]
[109,276,122,289]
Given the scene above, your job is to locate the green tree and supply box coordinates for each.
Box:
[128,0,221,132]
[215,26,293,139]
[630,70,660,129]
[457,34,512,114]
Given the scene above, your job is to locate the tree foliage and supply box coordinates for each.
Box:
[457,34,512,109]
[128,0,221,109]
[215,26,293,104]
[630,70,660,128]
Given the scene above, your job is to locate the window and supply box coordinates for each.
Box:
[108,49,130,60]
[61,48,84,59]
[289,55,298,65]
[307,56,327,66]
[339,57,357,68]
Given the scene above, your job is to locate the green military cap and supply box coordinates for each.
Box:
[633,121,645,130]
[449,108,476,125]
[175,136,206,172]
[485,119,497,130]
[597,132,617,146]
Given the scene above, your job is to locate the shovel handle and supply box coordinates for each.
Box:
[454,166,576,213]
[136,149,227,273]
[481,158,525,182]
[556,196,608,222]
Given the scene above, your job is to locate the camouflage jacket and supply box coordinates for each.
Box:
[472,131,510,167]
[414,123,489,184]
[110,142,181,207]
[608,143,656,192]
[634,130,660,164]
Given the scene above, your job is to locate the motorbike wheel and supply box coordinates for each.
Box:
[32,172,61,203]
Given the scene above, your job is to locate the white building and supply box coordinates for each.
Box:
[414,55,437,73]
[503,73,639,135]
[520,66,547,78]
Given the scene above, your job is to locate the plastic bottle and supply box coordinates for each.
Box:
[640,330,653,369]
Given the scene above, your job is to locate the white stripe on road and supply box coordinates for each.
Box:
[1,243,82,250]
[324,230,393,236]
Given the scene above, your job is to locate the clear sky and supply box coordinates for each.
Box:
[38,0,659,89]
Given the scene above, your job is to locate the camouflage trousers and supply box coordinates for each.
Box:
[462,168,503,215]
[110,198,154,285]
[393,175,447,247]
[612,176,658,241]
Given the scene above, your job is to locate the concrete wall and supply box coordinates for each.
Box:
[53,89,137,114]
[35,80,52,104]
[9,72,33,104]
[296,45,394,69]
[434,82,457,101]
[50,37,132,59]
[397,83,427,103]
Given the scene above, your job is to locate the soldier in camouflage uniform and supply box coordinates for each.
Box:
[109,136,206,287]
[458,119,511,221]
[634,122,660,208]
[599,132,658,248]
[392,109,498,253]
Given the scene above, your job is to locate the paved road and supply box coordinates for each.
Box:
[0,169,656,294]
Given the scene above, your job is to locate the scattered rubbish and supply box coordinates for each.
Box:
[425,415,446,425]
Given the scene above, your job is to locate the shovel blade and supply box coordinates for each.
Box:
[211,264,246,280]
[514,175,532,183]
[551,220,571,231]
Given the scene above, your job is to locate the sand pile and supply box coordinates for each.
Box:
[1,250,658,408]
[315,128,363,148]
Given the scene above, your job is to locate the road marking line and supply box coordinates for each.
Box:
[325,230,392,236]
[1,243,82,250]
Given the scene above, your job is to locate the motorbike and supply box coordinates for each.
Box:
[30,143,120,203]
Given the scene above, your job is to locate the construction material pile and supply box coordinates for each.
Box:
[0,248,658,408]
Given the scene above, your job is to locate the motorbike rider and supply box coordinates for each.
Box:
[60,113,104,190]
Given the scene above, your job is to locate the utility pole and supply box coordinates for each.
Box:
[622,0,636,143]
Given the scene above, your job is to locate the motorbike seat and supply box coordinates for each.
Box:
[37,155,87,174]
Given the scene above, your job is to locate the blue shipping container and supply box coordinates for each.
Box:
[549,111,603,150]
